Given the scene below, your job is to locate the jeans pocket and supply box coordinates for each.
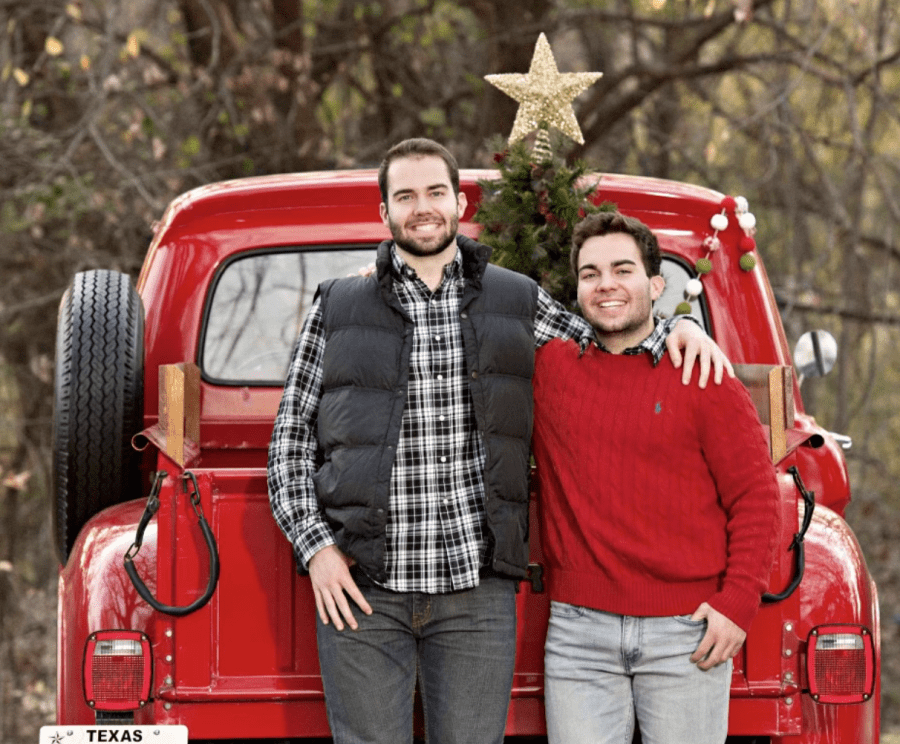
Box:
[671,614,707,627]
[549,600,588,619]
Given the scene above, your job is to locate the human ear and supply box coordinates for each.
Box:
[456,190,468,216]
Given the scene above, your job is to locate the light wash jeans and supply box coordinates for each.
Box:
[316,571,517,744]
[544,601,731,744]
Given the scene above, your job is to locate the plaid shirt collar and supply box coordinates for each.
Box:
[578,317,670,365]
[389,241,465,284]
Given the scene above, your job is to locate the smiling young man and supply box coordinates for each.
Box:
[378,153,464,274]
[532,211,780,744]
[268,140,732,744]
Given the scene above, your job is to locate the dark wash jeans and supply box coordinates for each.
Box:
[315,570,517,744]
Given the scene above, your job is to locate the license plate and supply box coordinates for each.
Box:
[40,726,188,744]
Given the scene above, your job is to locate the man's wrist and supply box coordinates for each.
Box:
[298,530,337,571]
[664,314,701,331]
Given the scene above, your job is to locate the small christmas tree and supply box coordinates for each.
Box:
[477,33,608,309]
[473,130,613,309]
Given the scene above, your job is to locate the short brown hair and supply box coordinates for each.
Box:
[378,138,460,203]
[571,211,662,278]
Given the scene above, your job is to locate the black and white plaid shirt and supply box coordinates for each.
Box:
[269,243,677,593]
[580,317,672,360]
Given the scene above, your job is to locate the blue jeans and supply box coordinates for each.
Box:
[316,572,517,744]
[544,602,731,744]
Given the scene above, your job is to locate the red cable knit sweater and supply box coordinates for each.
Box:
[532,339,780,632]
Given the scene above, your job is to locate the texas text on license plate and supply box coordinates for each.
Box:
[39,726,188,743]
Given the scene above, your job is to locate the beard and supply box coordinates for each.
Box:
[588,315,651,337]
[582,295,655,343]
[387,214,459,257]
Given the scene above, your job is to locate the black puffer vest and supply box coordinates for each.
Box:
[312,236,538,582]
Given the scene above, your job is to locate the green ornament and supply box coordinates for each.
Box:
[695,257,713,274]
[675,301,693,315]
[739,252,757,271]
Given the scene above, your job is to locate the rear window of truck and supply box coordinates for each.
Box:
[200,249,705,385]
[201,246,378,384]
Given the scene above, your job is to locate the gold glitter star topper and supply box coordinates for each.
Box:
[485,33,602,146]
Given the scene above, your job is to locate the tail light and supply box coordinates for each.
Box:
[806,624,875,704]
[83,630,153,711]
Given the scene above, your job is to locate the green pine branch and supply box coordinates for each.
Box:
[473,135,614,309]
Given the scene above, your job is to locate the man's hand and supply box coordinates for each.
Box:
[666,319,734,387]
[348,262,375,277]
[308,545,373,631]
[689,602,746,671]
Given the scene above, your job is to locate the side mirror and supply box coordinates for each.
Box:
[793,330,837,385]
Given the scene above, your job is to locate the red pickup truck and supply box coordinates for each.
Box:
[51,169,880,742]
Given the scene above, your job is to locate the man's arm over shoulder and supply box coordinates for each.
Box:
[664,317,734,387]
[533,286,591,347]
[533,285,733,386]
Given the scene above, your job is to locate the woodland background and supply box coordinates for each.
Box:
[1,0,899,740]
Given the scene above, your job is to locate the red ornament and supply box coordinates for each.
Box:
[739,235,756,252]
[720,196,737,212]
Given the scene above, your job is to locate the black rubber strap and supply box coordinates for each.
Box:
[124,471,220,617]
[762,466,815,604]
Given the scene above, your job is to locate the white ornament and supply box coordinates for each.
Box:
[702,235,721,252]
[685,278,704,298]
[710,213,729,232]
[738,211,757,230]
[735,196,749,213]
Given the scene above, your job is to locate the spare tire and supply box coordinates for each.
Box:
[52,269,144,564]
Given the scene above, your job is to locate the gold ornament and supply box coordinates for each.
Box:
[485,33,602,146]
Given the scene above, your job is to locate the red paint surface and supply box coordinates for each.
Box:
[57,171,879,741]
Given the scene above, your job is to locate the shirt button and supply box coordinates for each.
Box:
[439,415,445,421]
[440,457,447,463]
[437,374,444,380]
